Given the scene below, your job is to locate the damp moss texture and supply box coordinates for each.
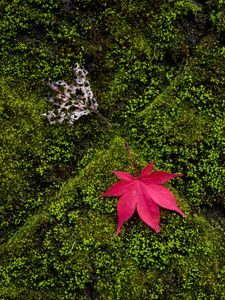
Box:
[0,0,225,299]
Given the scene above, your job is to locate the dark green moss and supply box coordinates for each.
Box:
[128,35,225,209]
[1,0,225,299]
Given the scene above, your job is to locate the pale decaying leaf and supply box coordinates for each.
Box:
[42,63,98,124]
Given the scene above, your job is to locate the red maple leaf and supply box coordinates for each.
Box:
[100,162,185,235]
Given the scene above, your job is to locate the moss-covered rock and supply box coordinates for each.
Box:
[0,137,224,299]
[129,35,225,209]
[1,0,225,299]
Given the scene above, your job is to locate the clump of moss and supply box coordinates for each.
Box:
[129,35,225,209]
[0,76,109,234]
[0,137,224,299]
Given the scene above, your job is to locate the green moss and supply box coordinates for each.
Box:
[1,137,224,299]
[0,76,110,233]
[129,35,225,208]
[1,0,225,299]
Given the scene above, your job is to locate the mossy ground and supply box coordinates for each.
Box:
[0,0,225,299]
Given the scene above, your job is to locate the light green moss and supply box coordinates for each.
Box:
[1,137,224,299]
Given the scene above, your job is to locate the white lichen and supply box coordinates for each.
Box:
[42,63,98,124]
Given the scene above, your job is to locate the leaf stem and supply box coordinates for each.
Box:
[125,143,139,177]
[94,110,112,128]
